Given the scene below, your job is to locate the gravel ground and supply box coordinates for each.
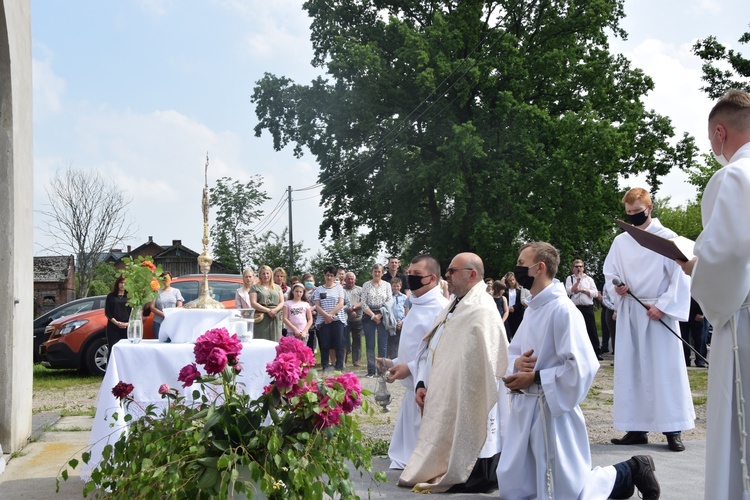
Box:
[32,353,707,446]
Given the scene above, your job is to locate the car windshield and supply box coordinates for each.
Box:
[49,301,95,321]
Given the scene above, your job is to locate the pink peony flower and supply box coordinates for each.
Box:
[177,363,201,388]
[266,352,303,389]
[315,395,344,428]
[112,381,134,400]
[275,336,315,367]
[158,384,170,395]
[326,372,362,413]
[194,328,243,366]
[204,347,228,375]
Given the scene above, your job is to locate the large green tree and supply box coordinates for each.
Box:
[693,24,750,99]
[308,232,379,285]
[209,176,269,273]
[252,0,695,273]
[248,228,309,276]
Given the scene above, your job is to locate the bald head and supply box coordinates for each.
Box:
[445,252,485,298]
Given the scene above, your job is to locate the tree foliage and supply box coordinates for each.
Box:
[41,166,135,298]
[693,24,750,99]
[248,228,309,276]
[209,176,270,274]
[252,0,696,274]
[654,197,703,242]
[88,261,118,297]
[308,232,379,284]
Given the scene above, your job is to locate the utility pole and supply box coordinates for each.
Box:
[287,185,294,279]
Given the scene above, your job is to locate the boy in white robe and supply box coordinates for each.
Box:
[680,89,750,499]
[603,187,695,451]
[498,241,660,500]
[377,255,449,469]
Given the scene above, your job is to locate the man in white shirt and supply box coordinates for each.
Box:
[603,187,694,452]
[680,89,750,499]
[565,259,602,359]
[498,241,660,500]
[377,255,449,469]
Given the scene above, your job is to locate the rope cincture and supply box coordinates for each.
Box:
[732,301,750,498]
[517,387,554,498]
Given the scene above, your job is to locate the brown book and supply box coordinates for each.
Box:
[615,219,694,261]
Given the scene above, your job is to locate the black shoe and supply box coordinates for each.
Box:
[666,433,685,452]
[611,431,648,445]
[629,455,660,499]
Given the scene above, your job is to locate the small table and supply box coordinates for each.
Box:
[82,339,277,479]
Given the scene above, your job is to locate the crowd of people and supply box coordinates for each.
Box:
[100,90,750,498]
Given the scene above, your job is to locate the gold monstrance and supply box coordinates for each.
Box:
[184,154,225,309]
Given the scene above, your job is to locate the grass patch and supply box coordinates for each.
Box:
[61,407,96,417]
[688,369,709,393]
[33,364,101,391]
[367,437,390,456]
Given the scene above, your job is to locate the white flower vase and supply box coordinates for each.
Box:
[127,308,143,344]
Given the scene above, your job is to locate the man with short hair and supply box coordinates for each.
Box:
[565,259,602,360]
[342,272,363,367]
[680,89,750,498]
[603,187,694,452]
[383,256,410,295]
[398,253,508,493]
[378,255,449,469]
[498,242,660,500]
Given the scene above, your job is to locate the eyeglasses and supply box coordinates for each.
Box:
[446,267,473,275]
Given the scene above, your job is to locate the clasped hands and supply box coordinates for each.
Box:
[502,349,537,391]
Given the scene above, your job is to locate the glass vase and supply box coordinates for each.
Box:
[127,308,143,344]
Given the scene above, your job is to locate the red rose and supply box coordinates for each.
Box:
[112,381,134,400]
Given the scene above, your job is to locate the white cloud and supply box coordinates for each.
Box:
[136,0,175,16]
[31,51,66,120]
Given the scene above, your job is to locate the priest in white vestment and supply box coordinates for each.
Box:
[603,187,695,452]
[680,89,750,499]
[377,255,449,469]
[498,241,660,500]
[398,252,509,493]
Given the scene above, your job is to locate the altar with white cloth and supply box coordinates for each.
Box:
[82,338,277,479]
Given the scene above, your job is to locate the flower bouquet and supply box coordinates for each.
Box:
[118,256,163,310]
[59,330,385,499]
[117,256,164,342]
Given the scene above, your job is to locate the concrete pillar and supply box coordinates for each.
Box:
[0,0,34,458]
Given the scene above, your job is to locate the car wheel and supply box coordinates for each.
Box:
[84,337,109,376]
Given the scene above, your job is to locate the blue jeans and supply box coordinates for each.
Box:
[362,317,387,375]
[318,321,345,371]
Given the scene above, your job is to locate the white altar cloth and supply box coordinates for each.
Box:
[82,338,277,479]
[158,308,236,343]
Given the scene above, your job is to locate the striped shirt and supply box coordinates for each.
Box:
[312,284,347,326]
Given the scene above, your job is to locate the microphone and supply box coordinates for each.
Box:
[610,277,708,366]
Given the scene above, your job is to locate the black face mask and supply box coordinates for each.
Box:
[626,210,649,226]
[407,274,430,292]
[514,265,536,289]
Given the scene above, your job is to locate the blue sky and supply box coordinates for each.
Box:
[31,0,748,260]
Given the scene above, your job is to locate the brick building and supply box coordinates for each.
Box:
[33,255,75,316]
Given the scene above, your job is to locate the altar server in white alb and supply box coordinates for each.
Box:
[398,252,508,493]
[377,254,449,469]
[498,241,660,500]
[603,187,694,452]
[679,89,750,499]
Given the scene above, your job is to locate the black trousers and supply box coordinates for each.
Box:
[576,304,601,356]
[447,453,501,493]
